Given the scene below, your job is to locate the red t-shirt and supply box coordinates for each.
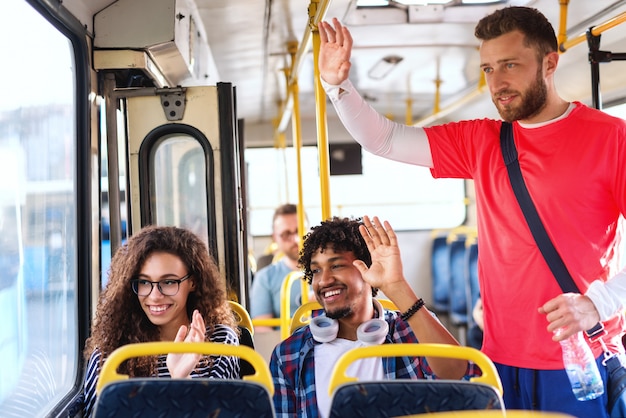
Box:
[427,103,626,369]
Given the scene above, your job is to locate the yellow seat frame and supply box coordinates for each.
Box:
[328,343,503,396]
[95,341,274,396]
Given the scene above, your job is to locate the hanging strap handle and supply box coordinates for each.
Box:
[500,122,605,339]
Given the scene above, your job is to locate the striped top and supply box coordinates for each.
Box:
[80,324,240,417]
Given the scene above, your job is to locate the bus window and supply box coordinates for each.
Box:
[0,0,78,415]
[151,135,210,243]
[245,146,466,235]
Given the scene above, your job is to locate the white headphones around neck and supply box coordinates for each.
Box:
[309,299,389,345]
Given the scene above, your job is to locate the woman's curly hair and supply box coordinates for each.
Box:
[298,216,378,297]
[84,225,237,377]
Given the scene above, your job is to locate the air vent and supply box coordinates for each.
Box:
[94,0,218,87]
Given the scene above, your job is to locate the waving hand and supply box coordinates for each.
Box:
[353,216,404,293]
[166,309,206,378]
[318,18,353,85]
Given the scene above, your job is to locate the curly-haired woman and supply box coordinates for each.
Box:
[79,225,240,417]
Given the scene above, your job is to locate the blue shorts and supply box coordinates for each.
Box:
[495,356,609,418]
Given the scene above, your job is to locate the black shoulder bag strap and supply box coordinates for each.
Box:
[499,121,604,338]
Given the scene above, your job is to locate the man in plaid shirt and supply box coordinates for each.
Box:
[269,215,478,417]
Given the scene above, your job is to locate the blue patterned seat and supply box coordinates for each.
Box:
[431,234,451,313]
[329,380,502,417]
[465,238,480,327]
[449,236,470,327]
[94,378,274,418]
[328,343,504,418]
[93,342,274,418]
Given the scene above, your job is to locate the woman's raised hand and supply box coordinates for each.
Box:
[166,309,206,378]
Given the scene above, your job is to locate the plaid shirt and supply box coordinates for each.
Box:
[269,309,479,418]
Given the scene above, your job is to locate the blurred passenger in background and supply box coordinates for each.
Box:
[251,203,305,332]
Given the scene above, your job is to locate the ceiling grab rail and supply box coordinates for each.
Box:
[585,26,626,110]
[557,0,626,110]
[276,0,331,133]
[416,3,626,126]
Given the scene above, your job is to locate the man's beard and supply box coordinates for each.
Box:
[494,67,547,122]
[325,306,352,320]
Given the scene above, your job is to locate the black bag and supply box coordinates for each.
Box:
[500,121,626,416]
[606,354,626,417]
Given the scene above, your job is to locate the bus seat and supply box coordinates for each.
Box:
[465,238,480,327]
[254,253,274,273]
[93,342,274,418]
[328,343,504,418]
[377,298,398,311]
[251,270,306,339]
[279,271,307,338]
[229,300,254,336]
[431,234,451,313]
[449,236,470,330]
[290,301,323,334]
[228,300,256,377]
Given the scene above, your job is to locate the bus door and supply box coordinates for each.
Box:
[120,84,249,304]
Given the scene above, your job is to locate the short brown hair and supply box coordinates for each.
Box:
[272,203,297,224]
[475,6,557,61]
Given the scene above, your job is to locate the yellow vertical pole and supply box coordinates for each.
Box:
[287,42,306,245]
[433,78,442,114]
[287,41,311,304]
[557,0,570,51]
[310,0,332,221]
[405,97,413,125]
[405,73,413,125]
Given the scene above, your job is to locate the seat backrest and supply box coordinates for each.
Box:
[238,326,256,377]
[377,298,398,311]
[431,234,451,312]
[228,300,256,377]
[465,238,480,327]
[251,270,306,338]
[95,378,274,418]
[449,236,470,326]
[93,342,274,418]
[329,380,502,418]
[290,301,323,334]
[228,300,254,336]
[254,253,275,272]
[328,343,504,418]
[279,270,306,338]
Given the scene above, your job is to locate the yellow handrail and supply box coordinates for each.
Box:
[251,318,281,328]
[559,10,626,52]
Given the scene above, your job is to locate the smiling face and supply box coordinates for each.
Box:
[136,251,195,340]
[480,30,552,123]
[310,247,372,323]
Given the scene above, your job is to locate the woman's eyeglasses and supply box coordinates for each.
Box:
[130,273,191,296]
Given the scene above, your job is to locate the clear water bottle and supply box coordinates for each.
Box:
[557,329,604,401]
